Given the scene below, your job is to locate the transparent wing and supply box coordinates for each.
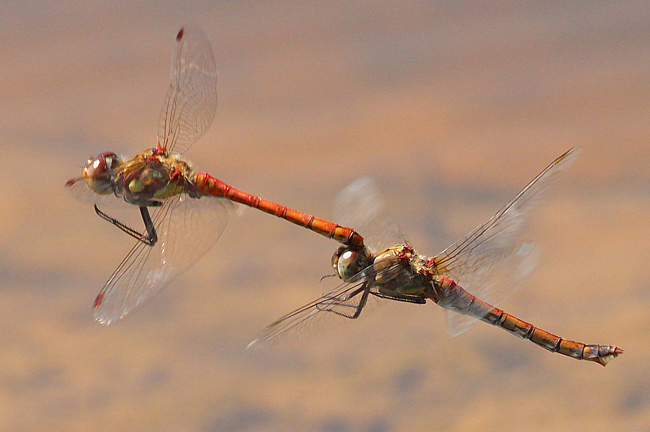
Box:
[157,26,218,155]
[248,262,405,347]
[65,176,132,210]
[435,148,578,337]
[93,194,231,325]
[334,176,405,254]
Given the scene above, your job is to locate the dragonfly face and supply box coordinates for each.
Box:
[82,152,122,195]
[331,244,373,282]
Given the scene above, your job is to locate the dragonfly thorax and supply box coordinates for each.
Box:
[332,244,373,282]
[371,245,432,297]
[113,149,193,206]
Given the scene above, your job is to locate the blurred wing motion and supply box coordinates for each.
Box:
[435,148,578,336]
[334,176,405,253]
[157,26,218,155]
[65,175,133,210]
[93,196,230,325]
[248,261,405,347]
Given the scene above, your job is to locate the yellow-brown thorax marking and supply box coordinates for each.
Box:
[114,149,193,206]
[370,245,433,297]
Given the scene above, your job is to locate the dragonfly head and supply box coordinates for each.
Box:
[82,152,122,195]
[332,244,373,282]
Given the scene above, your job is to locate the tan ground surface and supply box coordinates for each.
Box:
[1,2,648,431]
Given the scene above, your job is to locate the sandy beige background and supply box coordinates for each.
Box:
[1,1,648,431]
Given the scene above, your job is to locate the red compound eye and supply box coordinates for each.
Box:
[82,152,121,195]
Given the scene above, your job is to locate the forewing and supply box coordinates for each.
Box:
[93,194,230,325]
[334,176,405,253]
[248,261,404,347]
[157,26,218,155]
[435,149,578,336]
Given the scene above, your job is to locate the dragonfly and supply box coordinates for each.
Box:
[66,26,363,325]
[249,149,623,366]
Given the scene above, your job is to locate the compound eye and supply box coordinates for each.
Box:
[338,249,361,281]
[331,245,373,282]
[85,157,103,174]
[82,152,120,194]
[84,152,120,177]
[102,152,120,171]
[83,157,103,180]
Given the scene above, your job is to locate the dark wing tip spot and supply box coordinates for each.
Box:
[176,28,185,41]
[93,293,104,310]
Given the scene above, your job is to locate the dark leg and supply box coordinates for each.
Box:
[370,291,427,304]
[94,205,158,246]
[138,206,158,245]
[350,282,371,318]
[316,282,372,319]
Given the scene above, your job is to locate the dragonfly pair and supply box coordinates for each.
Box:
[67,26,622,366]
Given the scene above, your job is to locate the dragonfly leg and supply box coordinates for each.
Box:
[94,205,158,246]
[370,291,427,304]
[350,282,371,318]
[316,283,371,319]
[139,206,158,244]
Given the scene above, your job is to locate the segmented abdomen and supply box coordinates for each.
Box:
[193,173,364,247]
[431,276,622,366]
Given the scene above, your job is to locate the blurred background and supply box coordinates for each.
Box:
[1,1,649,431]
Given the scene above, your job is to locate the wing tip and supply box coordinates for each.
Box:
[92,294,122,326]
[556,147,580,166]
